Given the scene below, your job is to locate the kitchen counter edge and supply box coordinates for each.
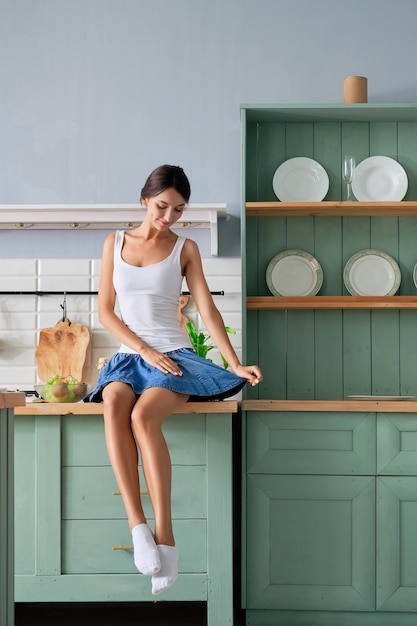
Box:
[14,400,238,415]
[0,392,26,409]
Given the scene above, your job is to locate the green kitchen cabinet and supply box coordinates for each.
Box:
[0,406,14,626]
[241,104,417,625]
[1,395,25,626]
[14,402,236,626]
[243,407,417,625]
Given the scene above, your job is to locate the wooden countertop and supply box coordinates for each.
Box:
[14,400,238,415]
[242,399,417,412]
[0,392,26,409]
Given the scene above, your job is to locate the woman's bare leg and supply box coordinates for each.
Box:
[102,381,162,575]
[102,381,145,529]
[130,387,188,594]
[130,387,189,546]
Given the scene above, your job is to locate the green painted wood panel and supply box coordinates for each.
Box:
[62,465,207,519]
[242,104,417,626]
[62,519,207,574]
[245,216,260,295]
[377,477,417,611]
[35,416,61,576]
[399,310,417,395]
[246,609,417,625]
[14,417,62,575]
[244,110,417,399]
[246,474,375,611]
[257,310,286,399]
[377,413,417,475]
[15,572,207,603]
[206,412,234,626]
[0,408,14,626]
[15,410,234,625]
[14,417,36,574]
[248,213,417,398]
[246,411,376,475]
[258,122,286,201]
[398,122,417,199]
[371,311,400,394]
[245,115,417,202]
[314,311,343,399]
[62,413,207,466]
[245,310,262,400]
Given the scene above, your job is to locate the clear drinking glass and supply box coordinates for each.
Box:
[342,155,356,201]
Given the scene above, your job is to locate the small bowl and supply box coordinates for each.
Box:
[34,382,93,403]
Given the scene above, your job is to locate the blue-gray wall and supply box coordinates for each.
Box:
[2,0,417,257]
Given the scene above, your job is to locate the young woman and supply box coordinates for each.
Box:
[85,164,262,595]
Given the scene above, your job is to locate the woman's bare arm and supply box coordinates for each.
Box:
[183,239,262,386]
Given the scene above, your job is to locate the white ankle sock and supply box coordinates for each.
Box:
[131,524,161,575]
[151,545,178,595]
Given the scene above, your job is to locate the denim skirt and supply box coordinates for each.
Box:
[84,348,247,403]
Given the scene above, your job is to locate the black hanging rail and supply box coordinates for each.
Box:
[0,290,225,296]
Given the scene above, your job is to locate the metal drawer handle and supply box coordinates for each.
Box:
[112,545,133,551]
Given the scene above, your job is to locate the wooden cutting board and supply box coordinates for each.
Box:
[35,317,91,382]
[177,295,190,331]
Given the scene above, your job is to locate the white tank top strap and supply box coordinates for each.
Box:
[114,230,124,263]
[172,236,186,264]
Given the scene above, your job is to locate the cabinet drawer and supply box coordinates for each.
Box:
[62,465,207,519]
[246,411,376,475]
[62,413,207,466]
[62,519,207,574]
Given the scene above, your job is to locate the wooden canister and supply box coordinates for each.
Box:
[344,76,368,103]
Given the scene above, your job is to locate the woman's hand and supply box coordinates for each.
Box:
[138,346,183,376]
[233,364,263,387]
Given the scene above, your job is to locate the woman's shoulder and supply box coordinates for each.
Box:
[181,238,204,275]
[102,231,124,257]
[102,231,117,248]
[182,237,200,255]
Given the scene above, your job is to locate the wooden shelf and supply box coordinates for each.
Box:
[242,399,417,413]
[246,201,417,217]
[247,296,417,310]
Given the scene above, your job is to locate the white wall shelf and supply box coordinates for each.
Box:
[0,203,227,256]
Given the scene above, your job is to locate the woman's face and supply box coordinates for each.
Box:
[142,187,186,231]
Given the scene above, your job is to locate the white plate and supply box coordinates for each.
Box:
[348,395,415,401]
[343,249,401,296]
[413,262,417,289]
[272,157,329,202]
[266,249,323,296]
[351,156,408,201]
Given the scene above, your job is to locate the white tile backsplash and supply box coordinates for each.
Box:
[0,276,38,291]
[0,257,242,391]
[0,259,38,275]
[38,275,92,292]
[39,259,91,275]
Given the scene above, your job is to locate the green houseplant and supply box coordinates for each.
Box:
[186,320,236,369]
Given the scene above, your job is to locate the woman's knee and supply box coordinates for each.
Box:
[102,382,136,418]
[130,405,156,434]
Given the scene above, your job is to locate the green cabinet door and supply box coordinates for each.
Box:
[377,412,417,475]
[377,477,417,611]
[246,474,375,611]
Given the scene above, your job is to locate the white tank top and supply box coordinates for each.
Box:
[113,230,191,353]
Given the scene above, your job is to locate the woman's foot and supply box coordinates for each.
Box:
[131,524,161,575]
[151,545,178,595]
